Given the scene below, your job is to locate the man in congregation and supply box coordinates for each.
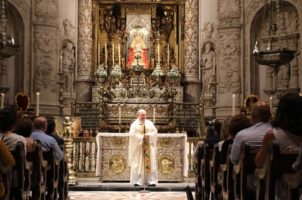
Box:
[230,100,272,164]
[128,109,158,187]
[31,116,63,161]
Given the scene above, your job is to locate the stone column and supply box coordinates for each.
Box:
[216,0,242,116]
[183,0,200,102]
[77,0,93,102]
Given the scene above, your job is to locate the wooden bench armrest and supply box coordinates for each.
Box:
[233,164,240,174]
[220,164,227,171]
[255,167,266,180]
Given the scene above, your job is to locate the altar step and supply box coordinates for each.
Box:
[69,177,195,192]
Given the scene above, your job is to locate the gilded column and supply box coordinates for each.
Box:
[77,0,93,101]
[183,0,200,102]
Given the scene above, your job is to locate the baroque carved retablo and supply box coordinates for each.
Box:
[159,156,174,174]
[109,155,126,174]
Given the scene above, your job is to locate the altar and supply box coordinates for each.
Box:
[96,132,188,182]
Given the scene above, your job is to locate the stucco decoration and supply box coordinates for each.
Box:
[62,18,76,40]
[78,0,92,76]
[201,22,215,42]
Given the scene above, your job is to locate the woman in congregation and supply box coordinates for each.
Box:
[255,93,302,167]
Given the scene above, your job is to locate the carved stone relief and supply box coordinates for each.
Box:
[34,28,57,91]
[218,0,241,26]
[61,40,76,93]
[217,30,241,94]
[62,18,76,40]
[34,0,58,24]
[201,22,215,41]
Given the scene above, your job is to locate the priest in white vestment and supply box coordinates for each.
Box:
[128,109,158,186]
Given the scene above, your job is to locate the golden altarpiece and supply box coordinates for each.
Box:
[85,0,190,182]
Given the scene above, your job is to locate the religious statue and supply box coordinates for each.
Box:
[201,42,215,95]
[127,32,149,69]
[61,41,75,92]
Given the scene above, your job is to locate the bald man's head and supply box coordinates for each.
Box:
[251,101,271,123]
[33,117,48,132]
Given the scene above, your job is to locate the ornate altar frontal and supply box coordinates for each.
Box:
[96,132,188,182]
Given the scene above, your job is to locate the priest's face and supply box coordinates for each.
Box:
[138,112,146,122]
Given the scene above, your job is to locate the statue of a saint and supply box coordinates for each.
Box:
[201,42,215,95]
[127,32,149,68]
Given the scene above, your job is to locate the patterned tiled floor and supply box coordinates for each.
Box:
[69,191,189,200]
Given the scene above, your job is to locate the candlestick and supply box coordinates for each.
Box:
[105,43,107,65]
[0,93,4,109]
[112,43,114,64]
[118,43,121,66]
[158,43,160,64]
[167,43,170,66]
[153,107,156,124]
[118,105,121,124]
[232,94,236,116]
[36,92,40,116]
[269,96,273,113]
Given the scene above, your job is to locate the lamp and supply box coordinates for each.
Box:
[253,0,296,94]
[0,0,18,60]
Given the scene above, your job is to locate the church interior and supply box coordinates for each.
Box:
[1,0,302,199]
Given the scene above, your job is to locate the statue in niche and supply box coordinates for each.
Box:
[127,32,149,69]
[62,19,75,39]
[202,22,214,41]
[61,41,75,92]
[201,42,215,95]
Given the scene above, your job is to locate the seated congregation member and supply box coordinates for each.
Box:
[230,101,271,164]
[219,114,251,164]
[255,93,302,167]
[30,117,63,161]
[15,118,35,152]
[46,118,64,147]
[0,108,27,151]
[218,116,232,151]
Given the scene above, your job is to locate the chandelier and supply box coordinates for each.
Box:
[253,0,296,93]
[0,0,18,60]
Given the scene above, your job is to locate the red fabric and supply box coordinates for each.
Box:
[127,48,135,68]
[142,49,149,69]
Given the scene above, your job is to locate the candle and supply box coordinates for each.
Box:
[175,44,178,64]
[105,43,107,65]
[59,55,63,73]
[167,43,170,66]
[158,43,160,64]
[118,43,121,66]
[0,93,4,109]
[36,92,40,116]
[232,94,236,116]
[112,43,114,64]
[153,107,156,124]
[97,43,100,65]
[118,105,121,124]
[269,96,273,113]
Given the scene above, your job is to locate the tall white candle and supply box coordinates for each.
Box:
[232,94,236,116]
[158,43,160,64]
[0,93,4,109]
[97,43,100,65]
[112,43,114,64]
[118,105,121,124]
[59,55,63,73]
[36,92,40,116]
[153,107,156,124]
[269,96,273,113]
[167,43,170,66]
[105,43,107,65]
[175,44,178,65]
[118,43,121,66]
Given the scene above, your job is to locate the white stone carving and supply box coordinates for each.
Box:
[201,42,215,95]
[35,0,58,24]
[61,40,76,92]
[62,18,76,40]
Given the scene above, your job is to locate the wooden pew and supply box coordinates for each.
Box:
[209,144,220,200]
[43,147,60,200]
[27,142,48,200]
[58,146,68,200]
[201,144,213,200]
[255,139,299,200]
[221,145,234,200]
[233,142,259,200]
[10,141,33,200]
[194,143,203,200]
[279,169,302,199]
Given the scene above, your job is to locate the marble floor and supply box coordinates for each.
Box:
[69,191,189,200]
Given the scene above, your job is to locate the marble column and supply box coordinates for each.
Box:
[183,0,200,102]
[77,0,93,102]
